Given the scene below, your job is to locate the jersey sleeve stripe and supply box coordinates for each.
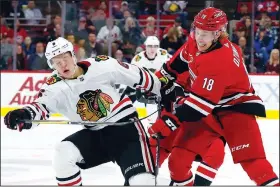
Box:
[31,102,51,120]
[142,69,150,89]
[144,68,155,93]
[190,93,215,109]
[184,99,209,116]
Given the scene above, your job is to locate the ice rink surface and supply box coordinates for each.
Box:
[1,117,279,185]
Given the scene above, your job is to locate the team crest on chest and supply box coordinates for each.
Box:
[95,55,109,62]
[76,90,114,121]
[46,74,62,85]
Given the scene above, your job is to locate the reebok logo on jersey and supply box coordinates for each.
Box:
[231,144,250,152]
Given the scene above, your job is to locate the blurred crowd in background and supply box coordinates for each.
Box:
[0,0,279,74]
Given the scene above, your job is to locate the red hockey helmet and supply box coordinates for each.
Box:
[193,7,228,31]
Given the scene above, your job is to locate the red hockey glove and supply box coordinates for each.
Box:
[148,109,182,139]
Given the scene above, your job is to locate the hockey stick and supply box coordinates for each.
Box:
[154,97,162,186]
[18,103,160,127]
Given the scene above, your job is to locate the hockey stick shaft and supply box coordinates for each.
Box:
[154,99,162,186]
[19,108,160,126]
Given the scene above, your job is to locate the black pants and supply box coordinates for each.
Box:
[62,120,155,181]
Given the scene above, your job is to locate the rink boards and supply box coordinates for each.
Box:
[1,71,279,119]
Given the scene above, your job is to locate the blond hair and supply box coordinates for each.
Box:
[269,49,279,65]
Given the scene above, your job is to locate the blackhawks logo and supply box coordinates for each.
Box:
[135,55,141,62]
[160,49,167,56]
[46,74,62,85]
[95,55,109,62]
[76,90,114,121]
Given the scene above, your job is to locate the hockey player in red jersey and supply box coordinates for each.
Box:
[148,60,226,185]
[149,7,279,186]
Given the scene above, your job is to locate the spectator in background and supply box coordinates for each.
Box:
[163,17,187,38]
[15,19,27,41]
[257,0,279,20]
[114,49,128,63]
[255,15,278,47]
[66,34,80,54]
[141,16,162,40]
[0,35,13,69]
[97,18,122,53]
[122,17,143,47]
[160,27,184,54]
[236,17,256,46]
[238,36,251,72]
[234,3,251,20]
[84,32,103,58]
[0,16,14,39]
[15,45,26,70]
[265,49,279,74]
[254,28,274,73]
[76,47,87,62]
[27,42,49,70]
[4,0,25,28]
[73,16,91,40]
[22,36,35,59]
[113,1,129,19]
[43,15,62,42]
[23,1,43,25]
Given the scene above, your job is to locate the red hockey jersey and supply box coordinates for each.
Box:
[164,35,266,119]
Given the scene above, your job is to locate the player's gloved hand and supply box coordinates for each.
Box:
[159,78,184,112]
[148,109,181,139]
[173,96,198,122]
[136,88,158,104]
[155,63,176,81]
[4,108,32,132]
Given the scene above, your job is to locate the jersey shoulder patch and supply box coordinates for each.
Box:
[135,55,142,62]
[46,74,62,85]
[94,55,110,62]
[160,49,167,56]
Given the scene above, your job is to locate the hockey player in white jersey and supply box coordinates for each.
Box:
[3,37,174,185]
[131,36,172,72]
[129,36,172,124]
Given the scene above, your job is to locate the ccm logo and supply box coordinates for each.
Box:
[231,144,250,152]
[164,118,177,131]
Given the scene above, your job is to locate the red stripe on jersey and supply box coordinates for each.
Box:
[187,97,213,114]
[143,70,150,89]
[135,121,153,173]
[112,97,131,112]
[32,103,46,120]
[196,165,216,180]
[58,177,82,186]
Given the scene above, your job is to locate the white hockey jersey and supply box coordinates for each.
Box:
[24,55,161,130]
[131,48,172,72]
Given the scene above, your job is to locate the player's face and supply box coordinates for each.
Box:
[51,52,76,79]
[146,45,158,58]
[195,28,215,52]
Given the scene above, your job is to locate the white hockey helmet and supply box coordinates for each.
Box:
[144,36,160,46]
[45,37,74,68]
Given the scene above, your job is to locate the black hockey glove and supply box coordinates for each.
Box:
[159,77,184,112]
[136,89,158,104]
[4,108,32,132]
